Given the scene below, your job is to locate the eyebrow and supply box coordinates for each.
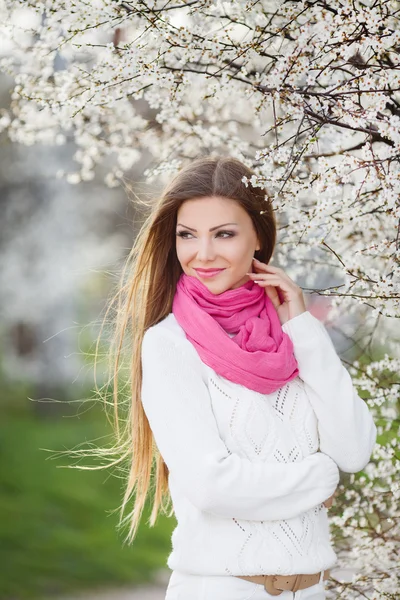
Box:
[176,222,239,232]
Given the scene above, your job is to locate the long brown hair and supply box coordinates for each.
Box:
[95,155,277,544]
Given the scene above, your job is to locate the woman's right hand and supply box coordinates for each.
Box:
[304,451,339,510]
[323,490,337,508]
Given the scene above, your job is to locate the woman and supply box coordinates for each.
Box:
[106,156,377,599]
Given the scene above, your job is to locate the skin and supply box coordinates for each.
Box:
[175,195,307,325]
[175,194,335,509]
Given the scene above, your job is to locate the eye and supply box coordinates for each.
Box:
[176,230,236,239]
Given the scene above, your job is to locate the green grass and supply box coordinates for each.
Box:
[0,399,175,600]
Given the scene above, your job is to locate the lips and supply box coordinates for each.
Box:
[195,269,225,273]
[194,268,226,278]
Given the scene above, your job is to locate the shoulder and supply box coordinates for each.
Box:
[141,314,209,382]
[143,312,187,346]
[142,313,203,367]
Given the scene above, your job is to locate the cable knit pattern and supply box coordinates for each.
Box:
[141,310,377,577]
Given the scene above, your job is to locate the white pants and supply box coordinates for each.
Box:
[165,570,327,600]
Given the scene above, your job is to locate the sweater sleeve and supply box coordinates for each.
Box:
[141,325,340,521]
[282,311,377,473]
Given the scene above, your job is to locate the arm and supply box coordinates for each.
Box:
[282,311,377,473]
[141,326,340,521]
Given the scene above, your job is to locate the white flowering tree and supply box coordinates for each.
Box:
[1,1,399,598]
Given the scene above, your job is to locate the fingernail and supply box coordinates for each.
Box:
[252,257,260,261]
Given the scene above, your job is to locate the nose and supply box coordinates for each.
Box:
[196,238,217,261]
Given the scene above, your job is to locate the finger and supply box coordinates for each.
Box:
[252,277,291,291]
[265,285,281,310]
[251,276,299,298]
[249,269,295,286]
[252,259,286,275]
[252,261,296,284]
[323,494,334,508]
[253,267,295,287]
[252,263,281,274]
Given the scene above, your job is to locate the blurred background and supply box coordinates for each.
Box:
[0,68,174,600]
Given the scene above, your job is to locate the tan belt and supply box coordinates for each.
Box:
[235,568,330,596]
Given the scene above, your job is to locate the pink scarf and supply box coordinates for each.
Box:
[172,273,299,394]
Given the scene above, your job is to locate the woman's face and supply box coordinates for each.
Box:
[175,195,261,294]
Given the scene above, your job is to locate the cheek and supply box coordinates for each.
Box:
[228,242,253,265]
[176,243,190,266]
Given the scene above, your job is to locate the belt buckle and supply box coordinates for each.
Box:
[263,575,284,596]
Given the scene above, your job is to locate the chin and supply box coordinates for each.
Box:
[209,280,241,294]
[195,278,228,294]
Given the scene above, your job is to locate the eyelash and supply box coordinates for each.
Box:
[176,230,236,239]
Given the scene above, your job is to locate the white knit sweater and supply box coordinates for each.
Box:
[141,310,377,576]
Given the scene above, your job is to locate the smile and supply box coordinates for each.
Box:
[194,268,226,278]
